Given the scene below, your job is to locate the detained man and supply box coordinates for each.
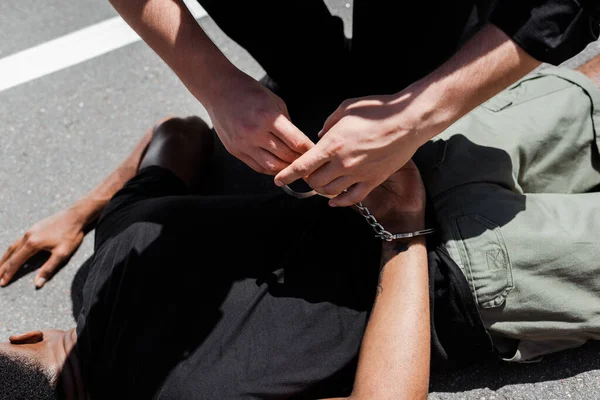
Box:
[1,56,600,398]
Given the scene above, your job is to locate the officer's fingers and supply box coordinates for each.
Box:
[238,153,268,175]
[329,182,373,208]
[305,162,345,190]
[254,148,289,175]
[314,176,356,197]
[34,253,65,289]
[271,115,314,154]
[274,145,329,187]
[264,133,302,164]
[318,105,346,139]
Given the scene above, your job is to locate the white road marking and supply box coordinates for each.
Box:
[0,0,207,93]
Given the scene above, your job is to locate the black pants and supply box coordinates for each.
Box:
[76,166,381,399]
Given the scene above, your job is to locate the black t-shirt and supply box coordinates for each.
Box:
[80,165,495,398]
[200,147,498,371]
[199,0,599,103]
[490,0,600,65]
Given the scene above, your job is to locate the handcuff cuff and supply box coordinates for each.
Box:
[280,184,435,242]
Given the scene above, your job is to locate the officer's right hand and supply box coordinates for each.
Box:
[205,71,314,175]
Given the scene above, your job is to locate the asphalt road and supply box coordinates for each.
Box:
[1,1,599,399]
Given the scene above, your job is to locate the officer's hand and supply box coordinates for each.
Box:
[275,94,424,207]
[206,71,314,175]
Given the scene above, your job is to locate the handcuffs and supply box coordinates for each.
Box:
[280,185,334,199]
[280,184,435,241]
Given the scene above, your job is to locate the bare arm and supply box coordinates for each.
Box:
[276,24,541,207]
[0,131,152,288]
[107,0,313,174]
[71,130,152,231]
[408,23,541,140]
[321,238,430,400]
[348,238,430,400]
[321,160,430,400]
[106,0,235,105]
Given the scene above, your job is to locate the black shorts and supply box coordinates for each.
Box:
[77,166,381,399]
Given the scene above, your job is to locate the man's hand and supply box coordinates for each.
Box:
[205,71,314,175]
[359,159,426,234]
[0,208,86,288]
[275,93,426,207]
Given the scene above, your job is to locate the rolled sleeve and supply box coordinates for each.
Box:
[490,0,600,65]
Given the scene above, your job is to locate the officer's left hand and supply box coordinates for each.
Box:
[274,93,430,207]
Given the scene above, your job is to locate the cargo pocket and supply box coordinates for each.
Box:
[450,214,514,309]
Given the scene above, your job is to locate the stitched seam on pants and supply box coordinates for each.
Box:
[450,217,479,305]
[473,214,515,299]
[455,214,515,308]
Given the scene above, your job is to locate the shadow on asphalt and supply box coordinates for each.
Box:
[430,341,600,393]
[7,251,50,287]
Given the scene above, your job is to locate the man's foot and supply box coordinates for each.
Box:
[139,116,215,186]
[0,328,85,399]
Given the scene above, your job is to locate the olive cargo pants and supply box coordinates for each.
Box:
[416,66,600,362]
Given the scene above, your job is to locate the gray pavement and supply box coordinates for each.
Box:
[1,1,599,399]
[0,0,117,58]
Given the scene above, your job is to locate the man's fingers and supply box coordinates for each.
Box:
[329,182,373,208]
[314,176,356,197]
[272,115,314,154]
[274,146,329,187]
[265,133,302,164]
[35,254,64,289]
[0,243,37,286]
[0,238,22,271]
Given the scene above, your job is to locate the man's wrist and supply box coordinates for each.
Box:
[69,198,105,229]
[379,211,425,235]
[381,235,426,260]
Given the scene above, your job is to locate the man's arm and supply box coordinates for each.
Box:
[107,0,312,174]
[350,238,430,399]
[322,238,430,400]
[0,130,152,288]
[72,130,153,231]
[277,0,600,203]
[107,0,232,106]
[275,24,540,206]
[320,160,430,400]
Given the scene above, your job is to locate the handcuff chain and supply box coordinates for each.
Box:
[354,202,395,241]
[281,184,434,241]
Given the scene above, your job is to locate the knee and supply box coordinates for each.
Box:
[152,116,211,142]
[139,116,214,184]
